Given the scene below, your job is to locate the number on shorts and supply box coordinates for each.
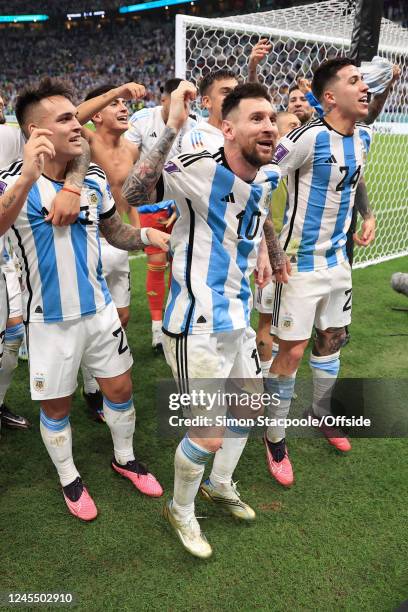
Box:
[112,327,129,355]
[343,288,352,312]
[250,348,262,375]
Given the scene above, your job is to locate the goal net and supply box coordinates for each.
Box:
[175,0,408,268]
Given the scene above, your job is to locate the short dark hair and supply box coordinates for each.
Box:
[221,82,271,120]
[15,77,74,129]
[199,69,238,97]
[160,78,183,96]
[85,83,117,101]
[311,57,357,101]
[288,84,303,96]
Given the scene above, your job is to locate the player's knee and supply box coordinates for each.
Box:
[202,437,223,453]
[314,327,346,355]
[103,376,133,405]
[40,400,70,421]
[282,344,305,371]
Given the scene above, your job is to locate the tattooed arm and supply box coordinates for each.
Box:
[122,126,178,206]
[0,179,32,235]
[46,138,91,226]
[263,216,291,283]
[99,210,170,252]
[122,81,197,206]
[353,177,375,247]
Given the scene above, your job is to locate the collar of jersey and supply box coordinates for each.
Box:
[216,146,256,185]
[42,173,64,185]
[321,117,354,137]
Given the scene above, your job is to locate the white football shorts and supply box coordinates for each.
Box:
[28,301,133,400]
[100,238,131,309]
[254,281,275,314]
[270,260,352,341]
[163,327,263,419]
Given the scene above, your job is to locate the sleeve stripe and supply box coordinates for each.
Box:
[99,204,116,220]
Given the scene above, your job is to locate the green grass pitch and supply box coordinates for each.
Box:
[1,257,408,611]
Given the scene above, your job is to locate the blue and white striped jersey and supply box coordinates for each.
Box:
[125,106,197,160]
[0,162,115,323]
[273,117,372,271]
[160,147,280,336]
[181,120,223,153]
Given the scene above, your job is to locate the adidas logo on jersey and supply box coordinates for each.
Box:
[221,192,235,204]
[196,315,207,324]
[35,306,43,314]
[149,131,157,137]
[324,155,338,164]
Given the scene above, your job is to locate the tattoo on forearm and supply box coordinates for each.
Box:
[263,217,285,271]
[122,126,177,206]
[99,210,144,251]
[365,87,390,125]
[355,180,373,220]
[0,193,17,216]
[65,138,91,188]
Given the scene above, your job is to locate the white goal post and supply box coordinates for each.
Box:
[175,0,408,268]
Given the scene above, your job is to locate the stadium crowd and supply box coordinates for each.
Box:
[1,0,407,115]
[1,21,175,114]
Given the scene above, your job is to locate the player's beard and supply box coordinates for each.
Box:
[0,111,5,125]
[241,144,271,169]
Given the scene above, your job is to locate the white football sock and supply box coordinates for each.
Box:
[103,396,135,465]
[260,359,272,378]
[210,416,251,490]
[309,352,340,418]
[40,410,80,487]
[81,365,99,394]
[265,372,296,442]
[0,323,24,405]
[172,434,214,521]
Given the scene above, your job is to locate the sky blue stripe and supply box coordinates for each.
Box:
[181,434,211,464]
[103,396,133,411]
[310,357,340,376]
[5,323,24,340]
[236,184,263,325]
[326,135,356,267]
[263,169,280,190]
[27,183,63,322]
[359,128,371,153]
[298,131,332,272]
[206,165,235,331]
[40,409,69,431]
[264,376,296,401]
[163,275,182,329]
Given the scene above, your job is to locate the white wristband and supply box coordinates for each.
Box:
[140,227,151,246]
